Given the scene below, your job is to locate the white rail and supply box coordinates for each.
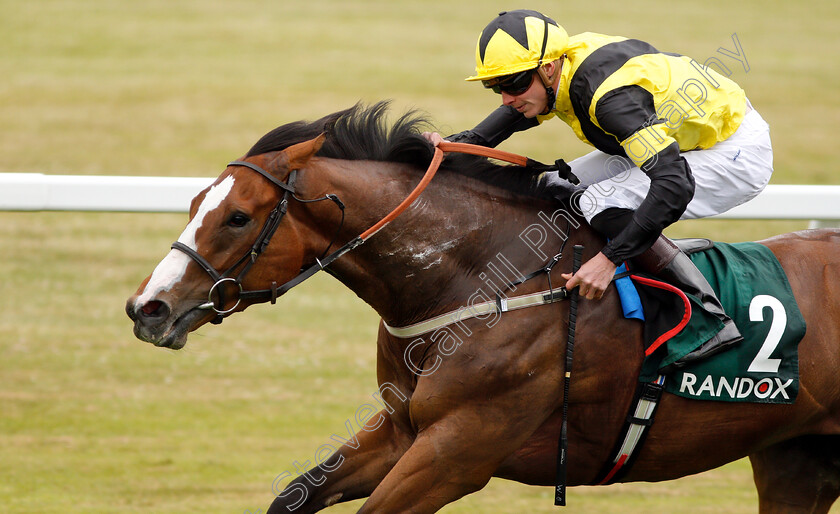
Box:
[1,174,839,224]
[0,173,212,213]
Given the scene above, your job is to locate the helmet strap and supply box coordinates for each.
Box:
[537,55,565,115]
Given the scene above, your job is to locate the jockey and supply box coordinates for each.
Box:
[425,9,773,366]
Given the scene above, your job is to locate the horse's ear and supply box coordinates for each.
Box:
[275,133,326,172]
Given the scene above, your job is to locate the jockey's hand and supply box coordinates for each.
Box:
[561,252,617,300]
[421,132,444,147]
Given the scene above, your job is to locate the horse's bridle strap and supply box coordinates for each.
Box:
[179,142,568,321]
[228,160,296,193]
[359,147,443,240]
[239,236,364,303]
[437,141,527,166]
[249,142,562,302]
[173,165,298,319]
[438,141,577,184]
[171,241,221,282]
[213,145,447,308]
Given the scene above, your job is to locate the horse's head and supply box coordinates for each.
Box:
[126,135,326,349]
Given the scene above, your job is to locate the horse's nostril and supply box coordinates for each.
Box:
[140,300,170,321]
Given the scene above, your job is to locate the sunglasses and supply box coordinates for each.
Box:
[482,69,535,96]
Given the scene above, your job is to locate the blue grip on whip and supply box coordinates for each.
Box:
[614,262,644,321]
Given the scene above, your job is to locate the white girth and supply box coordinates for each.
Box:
[382,287,568,339]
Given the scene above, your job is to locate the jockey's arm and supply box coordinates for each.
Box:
[564,88,695,299]
[563,143,694,299]
[446,105,538,147]
[601,142,695,264]
[592,87,696,265]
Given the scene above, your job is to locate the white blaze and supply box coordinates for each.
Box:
[137,176,235,304]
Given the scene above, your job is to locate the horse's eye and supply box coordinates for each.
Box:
[228,213,250,228]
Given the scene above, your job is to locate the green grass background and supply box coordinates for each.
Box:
[1,0,838,512]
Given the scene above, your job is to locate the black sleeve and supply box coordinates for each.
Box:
[591,85,695,264]
[600,142,696,264]
[594,85,659,143]
[447,105,538,147]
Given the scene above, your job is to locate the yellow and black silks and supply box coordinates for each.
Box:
[541,32,746,164]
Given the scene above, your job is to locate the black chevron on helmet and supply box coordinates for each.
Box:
[478,10,558,63]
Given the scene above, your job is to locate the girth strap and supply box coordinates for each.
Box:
[383,285,569,338]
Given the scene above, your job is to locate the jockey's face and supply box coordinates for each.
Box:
[500,78,548,118]
[497,60,559,118]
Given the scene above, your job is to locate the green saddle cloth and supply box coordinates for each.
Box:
[640,242,806,404]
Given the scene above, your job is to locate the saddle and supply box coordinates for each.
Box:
[617,239,805,404]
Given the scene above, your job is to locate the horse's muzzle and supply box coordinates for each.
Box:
[126,295,203,349]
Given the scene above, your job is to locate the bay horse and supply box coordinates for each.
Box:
[126,102,840,513]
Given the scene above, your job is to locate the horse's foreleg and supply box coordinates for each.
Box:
[266,410,411,514]
[356,410,549,514]
[355,430,493,513]
[750,435,840,514]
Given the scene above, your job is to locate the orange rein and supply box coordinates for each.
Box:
[358,141,530,241]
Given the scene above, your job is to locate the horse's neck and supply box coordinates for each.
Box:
[307,158,592,325]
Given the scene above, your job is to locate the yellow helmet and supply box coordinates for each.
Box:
[466,10,568,82]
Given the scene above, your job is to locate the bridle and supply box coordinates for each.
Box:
[171,142,577,325]
[171,160,346,325]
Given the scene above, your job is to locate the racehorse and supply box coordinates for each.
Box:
[126,102,840,513]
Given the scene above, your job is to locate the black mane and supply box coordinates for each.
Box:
[247,101,557,200]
